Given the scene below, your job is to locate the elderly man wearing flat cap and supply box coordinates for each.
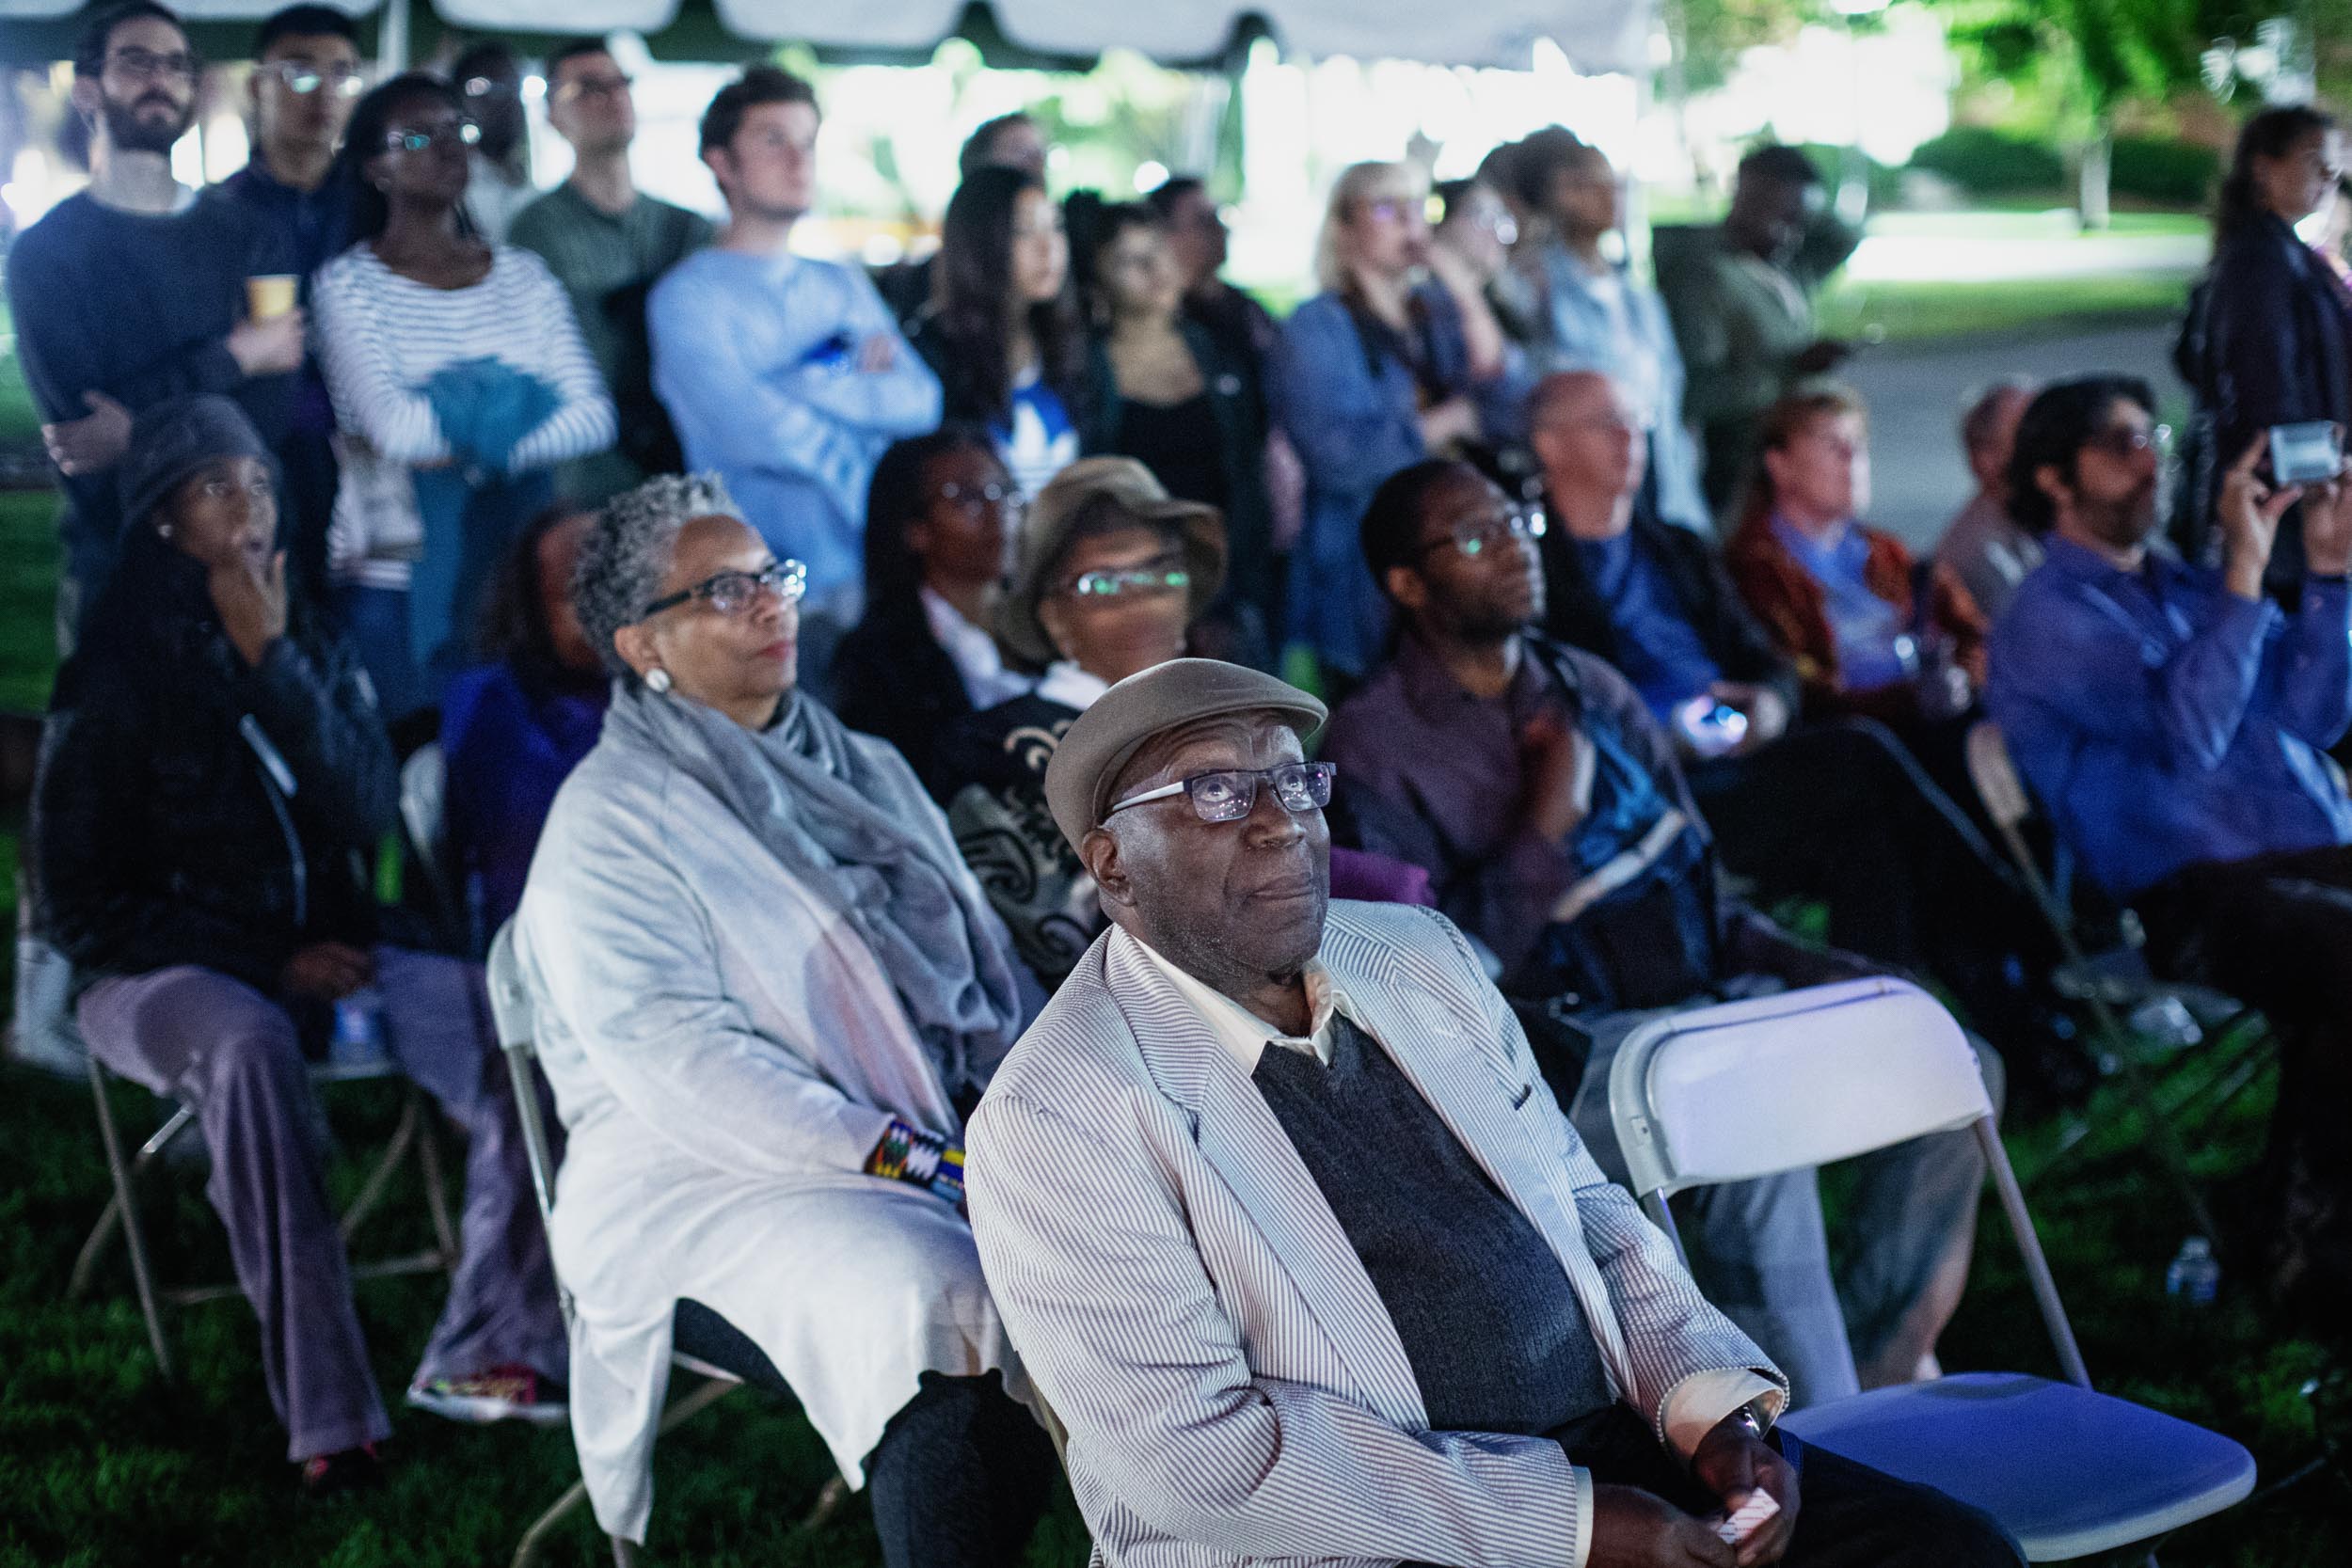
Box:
[964,657,2019,1568]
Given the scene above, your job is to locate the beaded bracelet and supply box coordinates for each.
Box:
[866,1117,965,1206]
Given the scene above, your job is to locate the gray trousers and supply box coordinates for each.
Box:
[1567,1014,1997,1408]
[78,947,567,1461]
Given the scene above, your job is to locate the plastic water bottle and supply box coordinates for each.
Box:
[2166,1236,2220,1305]
[330,987,386,1068]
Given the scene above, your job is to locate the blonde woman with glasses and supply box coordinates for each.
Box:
[1271,160,1523,689]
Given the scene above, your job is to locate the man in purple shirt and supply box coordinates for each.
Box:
[1324,455,1994,1405]
[1986,373,2352,1312]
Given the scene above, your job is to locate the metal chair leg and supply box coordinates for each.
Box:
[509,1376,751,1568]
[340,1086,421,1243]
[799,1474,850,1532]
[509,1475,596,1568]
[85,1056,174,1377]
[70,1101,199,1300]
[68,1192,125,1302]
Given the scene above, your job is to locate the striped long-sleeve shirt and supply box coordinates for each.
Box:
[313,245,615,589]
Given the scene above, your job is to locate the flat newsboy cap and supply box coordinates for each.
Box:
[1042,657,1327,853]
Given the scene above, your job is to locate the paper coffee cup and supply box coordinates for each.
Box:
[246,275,298,320]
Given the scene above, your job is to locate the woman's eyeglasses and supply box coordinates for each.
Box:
[935,480,1021,516]
[384,122,482,153]
[2082,424,2173,462]
[1108,761,1337,825]
[1420,505,1547,560]
[642,560,808,619]
[260,60,363,98]
[1064,564,1190,599]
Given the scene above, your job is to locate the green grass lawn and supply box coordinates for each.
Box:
[4,1017,2346,1566]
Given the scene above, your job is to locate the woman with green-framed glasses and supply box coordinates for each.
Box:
[931,456,1227,983]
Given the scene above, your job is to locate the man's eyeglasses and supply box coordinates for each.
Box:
[461,74,519,101]
[2082,423,2173,462]
[935,480,1021,516]
[554,73,632,105]
[1420,505,1547,561]
[1107,761,1337,824]
[642,560,807,619]
[1064,564,1189,600]
[384,122,482,153]
[260,60,363,98]
[107,47,199,83]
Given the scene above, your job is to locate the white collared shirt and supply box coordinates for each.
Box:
[1034,659,1112,713]
[920,586,1034,711]
[1117,926,1341,1071]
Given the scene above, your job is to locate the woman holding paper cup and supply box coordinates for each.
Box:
[312,73,614,723]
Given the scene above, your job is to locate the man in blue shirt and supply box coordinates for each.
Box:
[649,66,941,688]
[1987,373,2352,1311]
[215,4,363,608]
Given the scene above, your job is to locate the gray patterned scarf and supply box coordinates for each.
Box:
[605,682,1028,1096]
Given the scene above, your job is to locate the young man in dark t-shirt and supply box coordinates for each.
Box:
[8,1,305,640]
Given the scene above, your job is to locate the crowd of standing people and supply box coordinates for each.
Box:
[10,4,2352,1564]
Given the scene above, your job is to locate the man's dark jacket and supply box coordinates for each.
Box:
[1535,500,1801,715]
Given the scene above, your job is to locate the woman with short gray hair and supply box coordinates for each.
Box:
[512,474,1055,1558]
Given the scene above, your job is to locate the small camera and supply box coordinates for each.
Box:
[2268,420,2343,487]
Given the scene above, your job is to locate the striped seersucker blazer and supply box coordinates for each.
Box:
[965,899,1785,1568]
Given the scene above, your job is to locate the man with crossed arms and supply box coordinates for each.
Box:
[964,657,2017,1567]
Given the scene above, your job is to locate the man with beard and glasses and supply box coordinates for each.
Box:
[1988,375,2352,1318]
[8,1,307,642]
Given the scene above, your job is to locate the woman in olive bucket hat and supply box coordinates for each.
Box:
[932,456,1427,984]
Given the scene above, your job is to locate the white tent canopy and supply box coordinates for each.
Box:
[0,0,1657,74]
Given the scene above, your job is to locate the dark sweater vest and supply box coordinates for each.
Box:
[1251,1013,1613,1434]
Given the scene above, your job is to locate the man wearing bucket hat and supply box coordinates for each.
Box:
[962,655,2020,1568]
[37,395,567,1493]
[934,457,1426,984]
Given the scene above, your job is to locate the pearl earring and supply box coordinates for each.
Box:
[157,524,173,539]
[644,668,673,694]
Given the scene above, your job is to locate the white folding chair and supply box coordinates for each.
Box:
[1964,721,2274,1220]
[1608,976,2256,1561]
[485,923,844,1568]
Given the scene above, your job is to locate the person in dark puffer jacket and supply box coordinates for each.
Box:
[34,395,566,1494]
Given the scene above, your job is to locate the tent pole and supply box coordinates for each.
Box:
[380,0,412,73]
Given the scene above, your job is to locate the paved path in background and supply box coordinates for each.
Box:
[1845,231,2206,283]
[1840,321,2179,552]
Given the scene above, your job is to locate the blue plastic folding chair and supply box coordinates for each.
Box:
[1607,976,2256,1561]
